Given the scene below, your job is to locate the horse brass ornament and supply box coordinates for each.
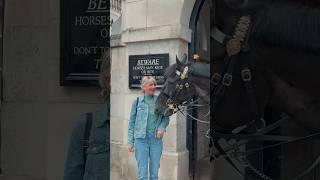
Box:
[226,16,251,56]
[226,39,242,56]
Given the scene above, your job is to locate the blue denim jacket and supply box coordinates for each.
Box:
[64,104,109,180]
[128,95,170,147]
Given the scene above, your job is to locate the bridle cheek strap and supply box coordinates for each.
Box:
[166,78,193,111]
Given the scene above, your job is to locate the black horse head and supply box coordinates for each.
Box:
[155,55,210,117]
[212,0,320,132]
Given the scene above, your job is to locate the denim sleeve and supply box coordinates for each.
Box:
[128,99,137,147]
[63,113,86,180]
[157,115,170,132]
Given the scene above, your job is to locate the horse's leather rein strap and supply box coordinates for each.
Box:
[212,27,229,45]
[211,15,320,180]
[210,15,264,179]
[211,15,252,116]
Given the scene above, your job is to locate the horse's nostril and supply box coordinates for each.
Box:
[173,104,177,109]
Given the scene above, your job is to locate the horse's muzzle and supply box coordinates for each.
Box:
[163,107,174,117]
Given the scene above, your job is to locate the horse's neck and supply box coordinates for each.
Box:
[191,62,210,78]
[252,1,320,51]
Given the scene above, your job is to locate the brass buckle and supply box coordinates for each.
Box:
[222,74,232,86]
[241,68,252,82]
[212,73,222,86]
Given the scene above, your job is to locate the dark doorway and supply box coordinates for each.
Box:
[187,0,211,179]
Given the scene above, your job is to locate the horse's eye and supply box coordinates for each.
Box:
[185,83,189,88]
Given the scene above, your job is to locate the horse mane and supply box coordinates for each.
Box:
[251,2,320,52]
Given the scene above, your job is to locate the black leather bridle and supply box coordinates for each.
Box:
[210,5,320,180]
[210,15,262,133]
[210,15,272,180]
[165,65,195,113]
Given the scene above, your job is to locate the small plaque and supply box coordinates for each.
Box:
[129,54,169,89]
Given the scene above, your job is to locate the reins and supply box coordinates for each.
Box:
[209,12,320,180]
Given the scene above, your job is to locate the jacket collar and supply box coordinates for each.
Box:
[140,95,157,102]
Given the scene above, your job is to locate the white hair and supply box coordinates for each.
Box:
[140,76,156,89]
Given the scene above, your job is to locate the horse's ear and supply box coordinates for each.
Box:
[181,54,188,64]
[176,55,182,68]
